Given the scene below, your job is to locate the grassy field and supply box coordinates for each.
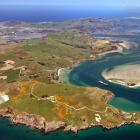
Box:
[48,31,92,49]
[3,69,20,83]
[1,80,136,129]
[1,81,117,126]
[0,32,90,84]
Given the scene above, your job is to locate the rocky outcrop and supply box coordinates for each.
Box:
[0,108,65,134]
[0,108,140,134]
[64,125,78,133]
[44,121,65,133]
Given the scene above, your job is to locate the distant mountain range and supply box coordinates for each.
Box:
[0,17,140,41]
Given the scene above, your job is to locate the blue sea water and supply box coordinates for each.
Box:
[0,5,140,22]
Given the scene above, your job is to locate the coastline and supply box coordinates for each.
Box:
[102,64,140,89]
[57,60,85,83]
[108,79,140,89]
[1,117,140,140]
[98,40,131,57]
[1,108,140,134]
[57,39,132,86]
[0,38,138,135]
[57,38,132,82]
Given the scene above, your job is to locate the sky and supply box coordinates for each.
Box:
[0,0,140,9]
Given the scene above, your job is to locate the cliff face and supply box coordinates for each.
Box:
[0,108,140,134]
[0,109,65,133]
[0,84,140,134]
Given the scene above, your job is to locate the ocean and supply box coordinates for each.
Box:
[0,5,140,22]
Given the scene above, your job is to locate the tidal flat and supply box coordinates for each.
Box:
[102,63,140,88]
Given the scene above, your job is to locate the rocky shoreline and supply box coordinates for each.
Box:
[0,109,66,134]
[0,108,140,134]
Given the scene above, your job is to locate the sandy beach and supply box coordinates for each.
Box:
[108,79,140,88]
[98,40,131,57]
[102,62,140,88]
[57,68,65,77]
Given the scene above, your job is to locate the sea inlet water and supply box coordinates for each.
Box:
[66,53,140,112]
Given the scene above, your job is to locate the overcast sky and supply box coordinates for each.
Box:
[0,0,140,9]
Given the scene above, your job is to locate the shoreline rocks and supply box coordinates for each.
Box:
[0,108,140,134]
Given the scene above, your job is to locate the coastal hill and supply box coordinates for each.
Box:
[0,18,140,134]
[1,81,140,133]
[0,30,140,133]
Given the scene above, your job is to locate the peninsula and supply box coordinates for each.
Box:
[0,19,139,134]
